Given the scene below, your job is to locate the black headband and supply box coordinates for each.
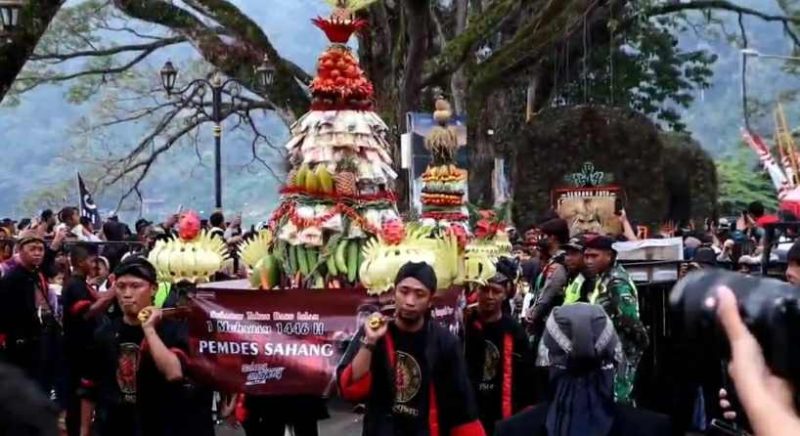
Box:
[395,262,437,292]
[113,257,157,285]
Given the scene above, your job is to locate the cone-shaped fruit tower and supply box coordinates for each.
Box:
[264,0,399,289]
[420,97,469,231]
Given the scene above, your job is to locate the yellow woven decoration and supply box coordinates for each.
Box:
[148,230,230,284]
[359,224,460,295]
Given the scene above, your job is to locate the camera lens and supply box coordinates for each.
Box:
[670,269,800,387]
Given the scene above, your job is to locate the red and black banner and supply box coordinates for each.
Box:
[185,286,463,396]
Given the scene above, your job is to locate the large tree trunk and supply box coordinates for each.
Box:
[359,0,432,212]
[467,83,528,207]
[0,0,64,102]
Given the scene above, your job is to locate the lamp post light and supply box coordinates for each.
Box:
[741,48,800,62]
[0,0,25,41]
[255,54,276,89]
[159,55,274,209]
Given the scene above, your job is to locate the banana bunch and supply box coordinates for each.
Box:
[250,253,281,289]
[148,230,230,284]
[326,238,363,285]
[292,164,335,194]
[237,230,273,270]
[285,244,321,278]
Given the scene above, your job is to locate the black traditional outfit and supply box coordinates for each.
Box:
[0,236,59,394]
[337,262,485,436]
[79,258,214,436]
[464,257,535,434]
[465,312,534,433]
[495,304,670,436]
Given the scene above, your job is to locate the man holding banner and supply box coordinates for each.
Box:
[79,257,214,436]
[337,262,486,436]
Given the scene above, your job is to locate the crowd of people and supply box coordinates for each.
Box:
[0,202,799,436]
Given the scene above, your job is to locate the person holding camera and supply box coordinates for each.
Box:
[712,285,800,435]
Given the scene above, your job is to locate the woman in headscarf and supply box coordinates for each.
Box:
[495,304,670,436]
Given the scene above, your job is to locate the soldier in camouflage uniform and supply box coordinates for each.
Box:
[583,236,649,405]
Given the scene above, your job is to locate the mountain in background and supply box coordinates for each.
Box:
[0,0,797,222]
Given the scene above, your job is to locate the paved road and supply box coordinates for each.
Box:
[214,400,363,436]
[320,405,363,436]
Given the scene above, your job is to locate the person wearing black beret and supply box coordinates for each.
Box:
[337,261,486,436]
[562,235,595,305]
[583,235,649,405]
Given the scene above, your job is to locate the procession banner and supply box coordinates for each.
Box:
[185,285,464,396]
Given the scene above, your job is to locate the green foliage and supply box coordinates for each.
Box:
[716,146,779,215]
[513,106,718,230]
[556,8,715,130]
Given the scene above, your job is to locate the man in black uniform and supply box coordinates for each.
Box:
[465,257,535,434]
[337,262,486,436]
[0,235,58,394]
[79,257,213,436]
[62,243,117,436]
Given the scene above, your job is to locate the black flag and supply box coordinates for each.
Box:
[77,173,101,230]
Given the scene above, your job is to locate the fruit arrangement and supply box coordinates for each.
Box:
[254,0,399,290]
[285,111,395,186]
[287,164,336,195]
[421,164,467,183]
[420,192,464,207]
[149,211,230,284]
[418,98,470,232]
[420,163,468,225]
[310,47,374,111]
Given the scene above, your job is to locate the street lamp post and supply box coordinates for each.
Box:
[159,55,275,209]
[740,49,800,129]
[0,0,26,41]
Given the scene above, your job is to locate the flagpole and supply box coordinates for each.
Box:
[76,172,82,216]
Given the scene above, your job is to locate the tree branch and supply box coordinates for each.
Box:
[469,0,613,100]
[111,116,207,211]
[16,45,159,93]
[95,102,176,128]
[421,0,519,87]
[242,111,282,182]
[648,0,800,25]
[30,36,186,62]
[113,0,311,121]
[647,0,800,47]
[0,0,65,102]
